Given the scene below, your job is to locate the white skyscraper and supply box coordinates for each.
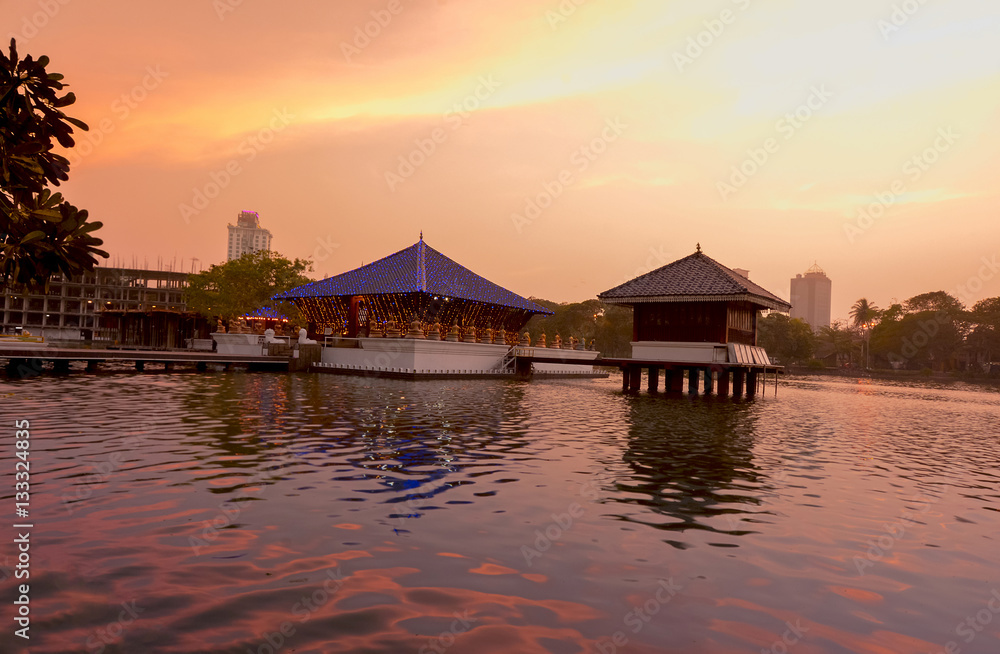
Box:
[226,211,272,261]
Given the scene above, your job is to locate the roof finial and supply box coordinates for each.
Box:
[419,230,423,241]
[696,242,701,254]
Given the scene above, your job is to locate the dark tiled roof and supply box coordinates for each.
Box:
[599,250,791,311]
[274,240,552,315]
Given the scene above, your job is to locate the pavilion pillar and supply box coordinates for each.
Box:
[622,367,629,391]
[628,366,641,392]
[647,367,659,392]
[164,362,174,371]
[135,360,145,372]
[703,369,713,394]
[747,369,758,398]
[347,296,361,338]
[687,368,700,394]
[86,360,100,372]
[53,360,70,373]
[717,369,730,397]
[670,369,684,393]
[732,369,745,398]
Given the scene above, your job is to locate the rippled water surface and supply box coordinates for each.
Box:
[2,371,1000,653]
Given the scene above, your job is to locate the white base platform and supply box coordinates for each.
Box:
[629,341,771,365]
[211,332,291,355]
[320,338,598,375]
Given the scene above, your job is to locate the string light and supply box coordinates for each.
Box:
[274,239,551,339]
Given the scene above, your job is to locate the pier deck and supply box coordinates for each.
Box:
[1,345,287,375]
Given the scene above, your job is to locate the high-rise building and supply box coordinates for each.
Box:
[227,210,272,260]
[790,263,832,330]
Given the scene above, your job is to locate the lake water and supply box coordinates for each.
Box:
[2,371,1000,653]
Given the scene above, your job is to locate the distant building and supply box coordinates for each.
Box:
[227,210,272,261]
[790,263,832,330]
[1,266,189,341]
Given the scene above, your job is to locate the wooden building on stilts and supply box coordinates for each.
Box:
[598,244,791,398]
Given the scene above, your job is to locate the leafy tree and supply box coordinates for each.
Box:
[879,302,905,324]
[1,39,107,289]
[757,313,815,365]
[968,297,1000,365]
[870,293,968,371]
[186,250,313,326]
[904,291,964,316]
[817,320,858,366]
[523,299,633,357]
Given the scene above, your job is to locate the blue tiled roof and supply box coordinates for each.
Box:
[274,239,552,315]
[243,306,288,320]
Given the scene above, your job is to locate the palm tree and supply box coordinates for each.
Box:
[850,299,880,369]
[819,321,856,367]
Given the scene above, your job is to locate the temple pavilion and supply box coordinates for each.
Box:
[598,245,791,397]
[274,237,552,345]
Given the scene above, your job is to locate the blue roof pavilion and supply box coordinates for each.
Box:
[274,238,551,341]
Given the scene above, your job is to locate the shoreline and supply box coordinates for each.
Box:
[785,365,1000,387]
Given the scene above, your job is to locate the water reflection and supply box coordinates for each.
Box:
[3,372,1000,653]
[613,395,766,545]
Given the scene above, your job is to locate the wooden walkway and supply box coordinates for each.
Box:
[1,345,287,376]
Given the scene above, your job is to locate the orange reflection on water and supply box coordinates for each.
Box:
[469,562,520,575]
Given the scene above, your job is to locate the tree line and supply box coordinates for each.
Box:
[758,291,1000,372]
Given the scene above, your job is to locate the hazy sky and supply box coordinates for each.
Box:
[4,0,998,321]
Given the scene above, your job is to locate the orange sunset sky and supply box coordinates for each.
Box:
[4,0,999,321]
